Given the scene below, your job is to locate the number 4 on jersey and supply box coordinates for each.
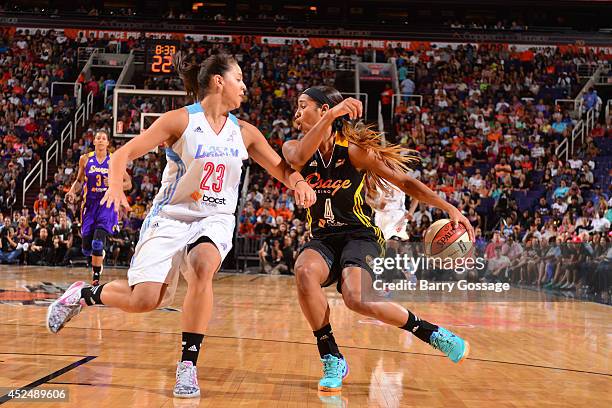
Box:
[324,198,335,222]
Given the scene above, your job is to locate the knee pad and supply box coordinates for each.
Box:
[82,247,93,257]
[92,239,105,257]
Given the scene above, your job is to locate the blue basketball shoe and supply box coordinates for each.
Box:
[430,327,470,363]
[318,355,349,392]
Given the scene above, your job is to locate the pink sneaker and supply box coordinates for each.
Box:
[173,361,200,398]
[46,281,86,334]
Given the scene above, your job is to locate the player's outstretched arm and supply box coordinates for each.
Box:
[103,108,187,212]
[240,120,316,208]
[348,143,474,241]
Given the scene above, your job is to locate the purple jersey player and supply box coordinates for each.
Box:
[66,131,131,285]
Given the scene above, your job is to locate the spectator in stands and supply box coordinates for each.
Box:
[0,219,22,264]
[28,227,53,265]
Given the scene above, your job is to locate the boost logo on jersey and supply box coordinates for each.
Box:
[201,194,226,206]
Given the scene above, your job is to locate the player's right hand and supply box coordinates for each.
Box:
[101,186,131,214]
[330,97,363,120]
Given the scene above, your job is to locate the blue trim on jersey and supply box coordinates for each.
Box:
[228,113,238,125]
[162,147,186,206]
[186,102,203,114]
[139,147,186,238]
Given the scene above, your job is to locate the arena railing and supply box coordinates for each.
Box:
[586,107,596,133]
[77,47,105,65]
[573,63,609,117]
[45,140,58,179]
[86,90,94,119]
[555,114,592,162]
[21,90,94,205]
[22,161,43,205]
[59,121,73,155]
[577,63,600,79]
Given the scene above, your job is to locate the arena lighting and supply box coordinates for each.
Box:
[192,2,204,11]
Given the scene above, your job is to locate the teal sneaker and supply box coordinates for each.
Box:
[318,355,349,392]
[430,327,470,363]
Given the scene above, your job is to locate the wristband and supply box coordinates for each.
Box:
[294,179,307,189]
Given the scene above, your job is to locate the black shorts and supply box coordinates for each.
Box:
[299,229,384,293]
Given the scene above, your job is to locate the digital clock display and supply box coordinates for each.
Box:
[146,39,180,75]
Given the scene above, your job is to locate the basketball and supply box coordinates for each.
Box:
[423,219,473,260]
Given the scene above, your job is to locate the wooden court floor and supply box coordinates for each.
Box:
[0,265,610,407]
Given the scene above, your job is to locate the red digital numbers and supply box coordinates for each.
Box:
[200,162,225,192]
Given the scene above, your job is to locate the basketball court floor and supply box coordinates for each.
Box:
[0,265,610,407]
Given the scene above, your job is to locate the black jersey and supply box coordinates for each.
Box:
[300,132,384,247]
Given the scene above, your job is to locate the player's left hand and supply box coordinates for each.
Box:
[294,181,317,208]
[448,207,475,242]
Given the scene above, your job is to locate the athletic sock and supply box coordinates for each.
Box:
[400,311,439,344]
[81,284,106,306]
[181,332,204,366]
[313,323,343,359]
[92,265,102,283]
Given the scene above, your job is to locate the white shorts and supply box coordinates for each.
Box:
[375,209,409,241]
[128,213,234,306]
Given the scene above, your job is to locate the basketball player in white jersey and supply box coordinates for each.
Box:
[367,183,418,241]
[46,52,316,398]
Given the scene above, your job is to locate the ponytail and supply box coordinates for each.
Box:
[173,51,200,101]
[173,51,238,102]
[341,121,420,193]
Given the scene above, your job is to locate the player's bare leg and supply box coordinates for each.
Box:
[340,267,469,363]
[173,242,221,398]
[46,280,167,333]
[294,249,348,392]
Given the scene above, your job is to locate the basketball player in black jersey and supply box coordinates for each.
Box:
[283,86,474,392]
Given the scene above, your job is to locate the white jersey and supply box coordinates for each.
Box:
[146,102,249,224]
[375,183,406,212]
[372,183,409,240]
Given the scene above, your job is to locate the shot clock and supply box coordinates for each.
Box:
[146,39,180,75]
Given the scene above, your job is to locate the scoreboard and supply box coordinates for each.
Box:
[145,39,179,75]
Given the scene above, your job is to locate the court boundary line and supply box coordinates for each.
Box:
[0,352,91,358]
[0,356,97,404]
[2,322,610,378]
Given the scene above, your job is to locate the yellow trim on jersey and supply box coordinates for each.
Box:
[80,185,87,224]
[335,132,348,147]
[352,175,386,255]
[306,208,312,235]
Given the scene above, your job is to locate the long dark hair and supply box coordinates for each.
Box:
[173,51,238,101]
[303,85,420,193]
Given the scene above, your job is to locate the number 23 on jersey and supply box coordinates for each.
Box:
[200,161,225,193]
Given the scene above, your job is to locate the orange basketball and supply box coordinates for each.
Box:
[424,218,472,260]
